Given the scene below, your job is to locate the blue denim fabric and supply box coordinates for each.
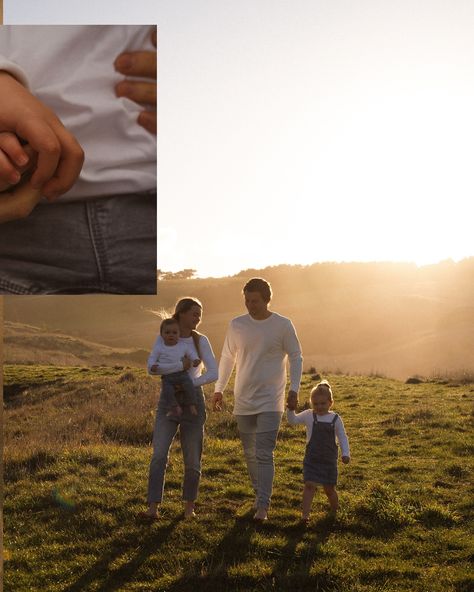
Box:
[161,370,197,410]
[0,191,156,294]
[147,387,206,504]
[303,413,339,485]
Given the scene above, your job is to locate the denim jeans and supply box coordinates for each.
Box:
[0,191,156,294]
[235,412,283,510]
[161,371,197,410]
[147,387,206,504]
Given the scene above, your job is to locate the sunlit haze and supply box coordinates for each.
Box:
[5,1,474,278]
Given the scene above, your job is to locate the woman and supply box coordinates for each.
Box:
[141,297,218,521]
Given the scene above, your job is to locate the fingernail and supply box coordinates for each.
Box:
[9,171,21,184]
[116,82,132,97]
[16,154,29,166]
[115,54,133,72]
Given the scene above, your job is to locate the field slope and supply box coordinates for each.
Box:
[3,366,474,591]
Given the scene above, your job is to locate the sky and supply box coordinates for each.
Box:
[4,0,474,277]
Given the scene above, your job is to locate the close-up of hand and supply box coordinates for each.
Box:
[286,390,298,410]
[0,180,42,224]
[114,27,157,135]
[212,392,223,412]
[0,72,84,201]
[0,137,36,192]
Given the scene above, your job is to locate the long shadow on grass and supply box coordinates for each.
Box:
[162,511,336,591]
[63,517,180,592]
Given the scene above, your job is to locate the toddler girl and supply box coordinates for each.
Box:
[287,380,350,523]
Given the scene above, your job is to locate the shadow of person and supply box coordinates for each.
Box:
[63,516,181,592]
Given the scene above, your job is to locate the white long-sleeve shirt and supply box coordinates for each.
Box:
[287,409,350,457]
[148,341,195,377]
[0,25,156,201]
[147,334,218,388]
[215,312,303,414]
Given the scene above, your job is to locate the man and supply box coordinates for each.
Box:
[213,277,303,521]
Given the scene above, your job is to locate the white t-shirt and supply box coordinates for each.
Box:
[287,409,350,457]
[215,312,303,414]
[147,334,218,388]
[0,25,156,201]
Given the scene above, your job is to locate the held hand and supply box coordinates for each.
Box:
[286,390,298,411]
[192,358,201,368]
[114,27,157,135]
[0,180,42,224]
[342,456,350,464]
[0,72,84,200]
[212,392,223,412]
[0,134,36,191]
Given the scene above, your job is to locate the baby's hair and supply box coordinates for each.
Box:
[160,317,179,334]
[310,379,334,403]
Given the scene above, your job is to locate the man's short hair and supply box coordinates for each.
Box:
[243,277,272,303]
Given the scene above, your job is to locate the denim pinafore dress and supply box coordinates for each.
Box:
[303,412,339,485]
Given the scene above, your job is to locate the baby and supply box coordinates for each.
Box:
[150,318,201,420]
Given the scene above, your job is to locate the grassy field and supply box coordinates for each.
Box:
[3,365,474,591]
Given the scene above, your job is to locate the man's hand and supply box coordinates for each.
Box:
[286,390,298,411]
[342,456,350,464]
[212,392,223,412]
[114,27,157,135]
[0,72,84,201]
[0,180,42,224]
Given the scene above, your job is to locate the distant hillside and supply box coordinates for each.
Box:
[3,259,474,378]
[4,322,148,367]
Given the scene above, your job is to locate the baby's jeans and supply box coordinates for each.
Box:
[0,191,156,294]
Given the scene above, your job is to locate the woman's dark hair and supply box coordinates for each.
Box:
[243,277,272,303]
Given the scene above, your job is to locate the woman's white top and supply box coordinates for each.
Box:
[0,25,156,201]
[148,334,218,388]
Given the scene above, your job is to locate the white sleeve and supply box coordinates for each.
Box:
[335,416,350,457]
[286,409,309,425]
[0,57,30,88]
[284,320,303,392]
[214,322,237,393]
[192,335,218,387]
[146,335,183,376]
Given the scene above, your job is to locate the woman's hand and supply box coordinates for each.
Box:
[182,355,192,371]
[114,27,157,135]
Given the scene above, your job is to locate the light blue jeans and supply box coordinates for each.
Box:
[147,387,206,504]
[235,412,283,510]
[0,191,156,294]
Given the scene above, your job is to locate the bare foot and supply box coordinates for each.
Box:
[166,406,182,418]
[254,507,268,521]
[184,501,196,519]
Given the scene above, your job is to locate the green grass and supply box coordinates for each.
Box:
[3,366,474,591]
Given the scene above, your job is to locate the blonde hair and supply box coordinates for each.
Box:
[310,380,334,404]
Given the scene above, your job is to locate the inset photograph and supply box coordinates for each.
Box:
[0,25,157,294]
